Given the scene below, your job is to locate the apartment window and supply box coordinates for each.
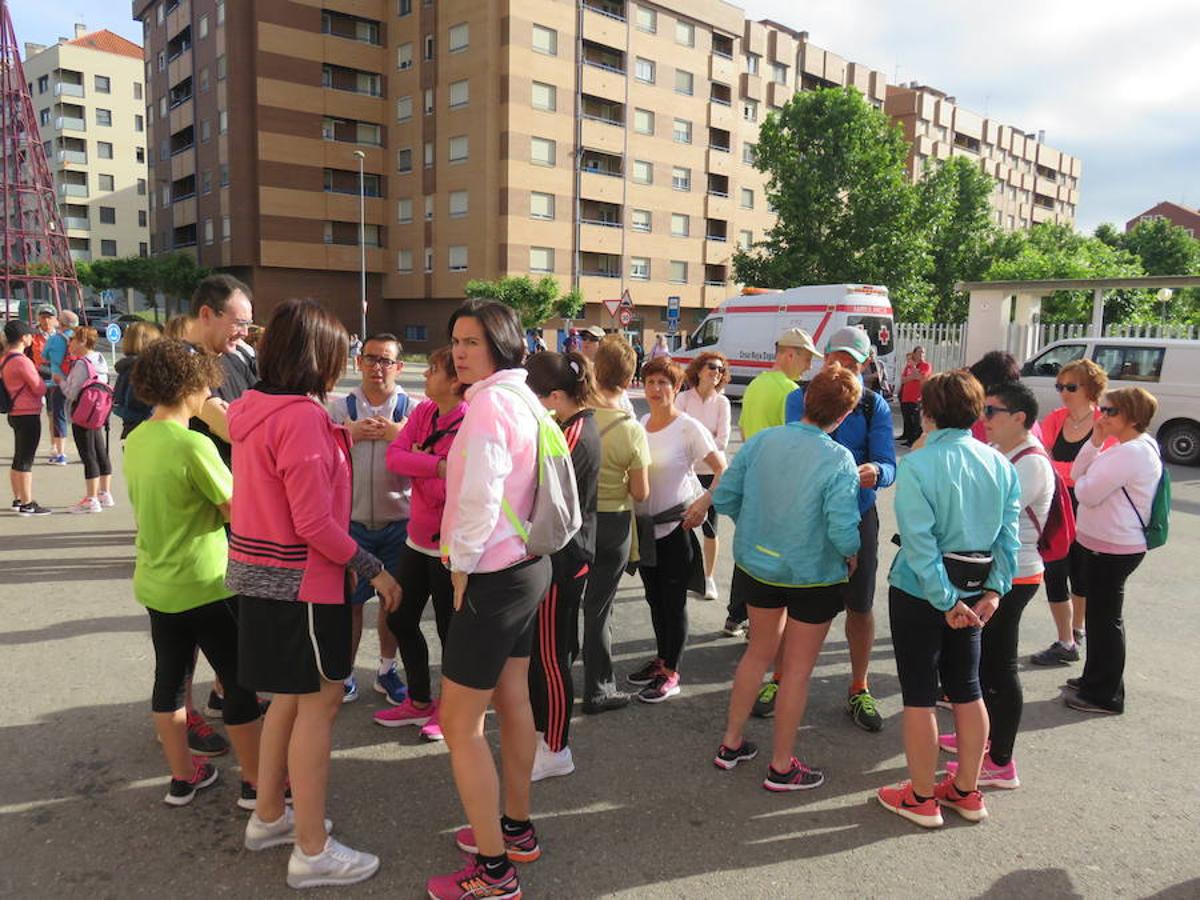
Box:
[530,247,554,273]
[133,82,143,100]
[36,74,47,94]
[635,7,656,32]
[630,257,650,280]
[200,68,209,92]
[135,114,144,133]
[738,230,752,250]
[201,119,211,142]
[99,206,116,225]
[449,79,469,108]
[448,245,468,271]
[217,55,226,79]
[397,198,413,222]
[532,24,557,56]
[99,174,115,191]
[95,141,113,160]
[404,324,427,342]
[424,34,434,60]
[199,14,209,38]
[95,75,111,94]
[157,51,166,72]
[159,96,168,118]
[633,108,654,135]
[674,69,694,96]
[397,249,413,272]
[671,166,691,191]
[201,170,211,193]
[398,0,412,14]
[634,57,655,84]
[424,142,434,167]
[204,219,214,245]
[219,110,227,134]
[631,209,651,232]
[448,135,468,163]
[220,164,229,187]
[530,191,554,220]
[137,178,146,196]
[449,190,468,217]
[397,95,413,121]
[397,148,413,172]
[101,239,118,257]
[632,160,653,184]
[530,137,555,167]
[448,23,469,53]
[222,216,230,240]
[670,261,688,283]
[138,209,148,227]
[424,248,433,271]
[397,42,413,69]
[532,82,556,112]
[425,195,434,220]
[675,20,695,47]
[742,100,758,123]
[160,185,169,208]
[38,108,49,126]
[745,53,760,75]
[771,62,788,85]
[671,213,689,237]
[96,108,112,126]
[742,142,756,165]
[673,119,692,144]
[740,187,754,208]
[216,0,224,24]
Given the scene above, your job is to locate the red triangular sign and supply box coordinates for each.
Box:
[620,289,634,308]
[603,298,621,318]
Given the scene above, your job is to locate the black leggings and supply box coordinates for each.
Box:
[889,586,982,707]
[978,582,1039,765]
[530,554,587,751]
[640,524,694,672]
[697,474,719,539]
[387,544,453,703]
[582,511,632,703]
[1044,540,1089,603]
[900,401,922,443]
[72,421,111,480]
[7,414,40,472]
[1078,550,1144,713]
[147,597,260,725]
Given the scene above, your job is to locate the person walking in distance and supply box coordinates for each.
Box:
[2,320,50,515]
[899,346,931,446]
[327,333,412,706]
[43,308,77,465]
[62,327,113,514]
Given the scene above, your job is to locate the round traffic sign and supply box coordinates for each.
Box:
[618,308,633,326]
[105,322,123,344]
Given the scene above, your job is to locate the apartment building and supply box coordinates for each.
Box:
[23,26,149,266]
[885,83,1080,231]
[1126,201,1200,238]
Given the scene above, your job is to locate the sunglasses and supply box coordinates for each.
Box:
[1098,406,1121,417]
[1054,382,1079,393]
[983,405,1015,419]
[705,363,725,373]
[361,355,397,368]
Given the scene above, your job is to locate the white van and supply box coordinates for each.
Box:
[1020,337,1200,466]
[675,284,896,398]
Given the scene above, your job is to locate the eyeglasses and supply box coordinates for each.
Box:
[705,363,725,373]
[983,405,1015,419]
[1098,405,1121,417]
[1054,382,1079,393]
[361,355,397,369]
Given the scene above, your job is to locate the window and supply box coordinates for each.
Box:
[424,88,434,114]
[404,324,427,342]
[633,108,654,135]
[630,257,650,280]
[743,100,758,122]
[448,245,468,271]
[97,141,114,159]
[157,51,166,71]
[101,239,118,257]
[134,82,143,100]
[532,82,556,112]
[201,119,211,142]
[670,261,688,283]
[742,142,756,165]
[689,316,722,349]
[397,43,413,69]
[448,135,468,162]
[632,160,653,184]
[530,137,555,167]
[134,113,144,133]
[674,69,694,95]
[772,62,788,85]
[738,229,752,250]
[220,164,229,186]
[398,0,412,15]
[138,209,148,226]
[96,108,112,126]
[1024,343,1086,377]
[424,34,434,60]
[99,206,116,224]
[449,79,469,108]
[740,187,754,208]
[424,141,434,167]
[137,178,146,195]
[532,24,557,55]
[631,209,651,232]
[99,174,115,191]
[673,119,692,144]
[219,110,227,133]
[1093,345,1166,383]
[39,108,49,126]
[635,7,656,31]
[37,74,47,94]
[448,23,469,52]
[397,148,413,172]
[216,0,224,24]
[424,247,433,271]
[530,191,554,220]
[675,20,695,47]
[671,213,689,237]
[200,68,209,92]
[634,57,655,84]
[217,55,226,79]
[201,170,211,193]
[671,166,691,191]
[95,75,110,94]
[530,247,554,273]
[397,198,413,222]
[222,216,231,240]
[397,95,413,121]
[745,53,760,75]
[449,190,468,217]
[159,96,168,117]
[204,218,214,245]
[424,195,434,220]
[199,14,208,38]
[397,249,413,272]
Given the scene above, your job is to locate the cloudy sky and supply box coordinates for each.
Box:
[13,0,1199,231]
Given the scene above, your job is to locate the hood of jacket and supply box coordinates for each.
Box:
[228,388,318,443]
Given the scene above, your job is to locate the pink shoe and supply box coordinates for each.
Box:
[426,859,520,899]
[937,733,990,755]
[419,710,444,742]
[934,775,988,822]
[373,698,434,728]
[945,754,1020,790]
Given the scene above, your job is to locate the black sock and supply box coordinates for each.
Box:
[501,815,531,836]
[477,853,512,878]
[912,791,932,803]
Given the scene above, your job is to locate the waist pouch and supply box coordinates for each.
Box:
[942,551,993,593]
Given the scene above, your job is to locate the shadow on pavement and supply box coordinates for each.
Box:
[975,867,1082,898]
[0,530,137,552]
[0,613,146,646]
[0,556,134,583]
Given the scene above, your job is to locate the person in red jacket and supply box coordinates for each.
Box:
[3,320,50,515]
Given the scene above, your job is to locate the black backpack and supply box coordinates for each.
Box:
[0,353,26,414]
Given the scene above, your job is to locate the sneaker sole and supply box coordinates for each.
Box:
[372,682,407,705]
[763,773,825,792]
[286,859,380,890]
[626,674,658,686]
[713,749,758,771]
[878,795,943,828]
[16,510,51,517]
[938,741,958,754]
[978,776,1020,790]
[187,742,230,757]
[427,885,520,900]
[1030,654,1076,667]
[941,801,988,822]
[342,693,358,704]
[374,714,431,728]
[637,685,680,704]
[163,768,219,807]
[531,761,575,782]
[454,838,541,865]
[419,731,444,742]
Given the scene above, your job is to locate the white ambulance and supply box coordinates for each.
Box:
[675,284,896,399]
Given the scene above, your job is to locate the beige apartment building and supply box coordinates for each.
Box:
[24,26,150,268]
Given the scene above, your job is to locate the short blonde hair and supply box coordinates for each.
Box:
[1059,359,1108,402]
[121,320,163,355]
[1102,387,1158,433]
[594,334,636,392]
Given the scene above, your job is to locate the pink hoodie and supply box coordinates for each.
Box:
[385,398,467,552]
[226,389,359,604]
[1,351,46,416]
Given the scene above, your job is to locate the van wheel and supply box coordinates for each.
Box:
[1160,421,1200,467]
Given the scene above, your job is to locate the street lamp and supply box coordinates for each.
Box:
[353,149,367,341]
[1157,288,1174,326]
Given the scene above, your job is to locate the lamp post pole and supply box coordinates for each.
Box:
[353,150,367,340]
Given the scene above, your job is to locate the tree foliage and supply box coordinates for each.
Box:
[463,275,584,330]
[76,253,212,318]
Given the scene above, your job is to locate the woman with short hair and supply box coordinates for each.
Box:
[113,320,163,438]
[62,326,112,513]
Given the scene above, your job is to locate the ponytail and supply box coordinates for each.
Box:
[525,350,597,406]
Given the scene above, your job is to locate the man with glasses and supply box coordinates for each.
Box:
[189,274,257,468]
[328,334,412,705]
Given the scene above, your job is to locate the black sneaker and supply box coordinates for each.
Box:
[11,498,20,511]
[164,760,219,806]
[582,693,631,715]
[1031,641,1079,666]
[722,618,748,638]
[762,757,825,792]
[186,710,229,756]
[713,740,758,771]
[1073,628,1086,646]
[847,689,884,732]
[752,680,778,718]
[239,779,293,811]
[17,501,51,517]
[626,658,663,686]
[1064,676,1083,691]
[205,689,224,717]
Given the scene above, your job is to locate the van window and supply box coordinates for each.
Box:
[1093,345,1164,383]
[1022,343,1086,377]
[846,315,893,356]
[688,316,721,350]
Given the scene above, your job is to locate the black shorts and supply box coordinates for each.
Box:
[731,567,845,625]
[889,586,981,708]
[441,556,552,691]
[1045,541,1089,602]
[7,414,40,472]
[840,505,879,614]
[698,474,719,539]
[237,594,353,694]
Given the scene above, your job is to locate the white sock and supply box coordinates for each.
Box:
[378,657,395,676]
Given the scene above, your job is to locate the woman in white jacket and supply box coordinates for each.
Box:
[1065,387,1162,715]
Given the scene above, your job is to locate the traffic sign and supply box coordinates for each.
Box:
[618,308,633,327]
[666,295,680,321]
[105,322,122,344]
[619,288,634,309]
[666,319,678,336]
[603,298,621,318]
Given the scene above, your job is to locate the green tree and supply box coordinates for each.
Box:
[1093,222,1122,248]
[464,275,583,330]
[1118,217,1200,276]
[156,253,213,317]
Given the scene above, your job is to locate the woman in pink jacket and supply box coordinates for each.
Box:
[2,320,50,516]
[374,346,467,741]
[226,299,400,891]
[426,300,551,900]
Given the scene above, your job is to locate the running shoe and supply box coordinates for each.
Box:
[163,759,218,806]
[1073,628,1086,645]
[934,776,988,822]
[1064,676,1083,691]
[68,496,102,514]
[454,821,541,863]
[342,675,359,703]
[937,733,990,756]
[713,740,758,771]
[877,781,943,828]
[238,780,294,811]
[626,657,664,686]
[847,688,884,732]
[204,689,224,717]
[374,665,408,705]
[48,453,68,466]
[97,490,116,508]
[581,692,630,715]
[16,501,51,517]
[531,741,575,782]
[751,680,778,718]
[945,754,1020,790]
[420,711,444,742]
[287,837,380,889]
[1031,641,1079,666]
[722,618,748,638]
[1064,693,1120,715]
[935,693,953,710]
[763,757,824,791]
[374,697,435,728]
[245,807,330,851]
[426,860,521,899]
[10,498,20,511]
[703,576,719,601]
[186,710,229,756]
[637,671,680,703]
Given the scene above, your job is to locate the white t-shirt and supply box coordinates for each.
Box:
[1005,436,1055,578]
[639,412,717,539]
[675,388,730,476]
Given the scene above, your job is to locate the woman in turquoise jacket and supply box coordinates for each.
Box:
[711,365,862,792]
[878,370,1021,830]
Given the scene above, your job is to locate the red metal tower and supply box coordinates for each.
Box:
[0,0,82,319]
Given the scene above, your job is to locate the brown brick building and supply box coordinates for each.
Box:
[1126,201,1200,238]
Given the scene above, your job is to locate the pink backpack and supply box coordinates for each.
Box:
[70,357,114,430]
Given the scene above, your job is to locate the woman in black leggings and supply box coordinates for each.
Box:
[62,327,113,513]
[3,321,50,515]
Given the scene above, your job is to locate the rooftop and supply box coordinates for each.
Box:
[65,30,143,60]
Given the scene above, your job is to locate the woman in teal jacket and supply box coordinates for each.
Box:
[711,365,862,792]
[878,370,1021,830]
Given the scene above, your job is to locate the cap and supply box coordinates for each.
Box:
[825,326,872,363]
[36,305,57,317]
[580,325,605,340]
[4,319,35,342]
[775,327,823,358]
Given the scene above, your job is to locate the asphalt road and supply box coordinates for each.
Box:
[1,370,1198,898]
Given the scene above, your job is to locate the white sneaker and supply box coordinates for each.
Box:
[531,739,575,782]
[244,807,332,851]
[68,497,102,514]
[97,490,115,508]
[286,837,380,889]
[703,576,719,601]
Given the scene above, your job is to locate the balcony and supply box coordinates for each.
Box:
[171,175,197,203]
[58,182,88,198]
[580,94,624,127]
[170,126,195,156]
[579,149,623,179]
[53,81,84,98]
[169,77,193,109]
[740,73,763,102]
[322,64,383,98]
[172,224,198,249]
[707,147,732,176]
[582,40,625,75]
[69,248,91,262]
[580,117,625,155]
[708,127,732,153]
[321,10,382,46]
[580,222,623,254]
[704,263,728,286]
[710,83,732,106]
[57,149,87,165]
[705,240,729,264]
[63,216,89,230]
[581,2,627,49]
[580,199,622,226]
[55,116,86,132]
[710,52,735,84]
[580,251,622,279]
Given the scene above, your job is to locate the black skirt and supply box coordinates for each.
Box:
[238,594,353,694]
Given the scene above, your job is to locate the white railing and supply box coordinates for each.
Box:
[894,322,967,375]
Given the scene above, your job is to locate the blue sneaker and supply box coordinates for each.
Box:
[342,676,359,704]
[373,666,407,705]
[48,454,68,466]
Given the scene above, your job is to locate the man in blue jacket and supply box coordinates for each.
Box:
[775,326,896,732]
